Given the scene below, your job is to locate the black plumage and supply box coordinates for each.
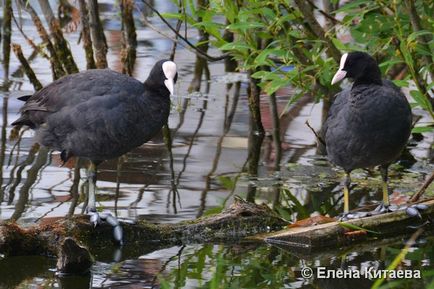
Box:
[13,59,175,164]
[322,52,412,216]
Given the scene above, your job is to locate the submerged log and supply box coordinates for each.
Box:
[256,198,434,251]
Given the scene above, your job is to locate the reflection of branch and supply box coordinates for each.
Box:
[175,98,207,187]
[18,0,65,78]
[12,44,43,91]
[151,245,185,289]
[140,0,228,61]
[128,184,148,216]
[0,97,8,203]
[114,156,125,217]
[11,146,49,221]
[197,82,240,217]
[12,14,50,60]
[68,159,82,217]
[6,144,39,205]
[163,124,181,213]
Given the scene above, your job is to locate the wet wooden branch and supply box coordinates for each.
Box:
[254,199,434,252]
[140,0,228,62]
[405,0,434,82]
[411,171,434,202]
[293,0,341,63]
[246,70,266,202]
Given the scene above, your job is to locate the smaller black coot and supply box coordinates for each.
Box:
[322,52,412,217]
[13,59,178,243]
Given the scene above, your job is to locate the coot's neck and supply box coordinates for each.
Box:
[143,80,170,98]
[352,62,382,87]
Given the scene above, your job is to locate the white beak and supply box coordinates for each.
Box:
[164,78,175,95]
[331,69,347,85]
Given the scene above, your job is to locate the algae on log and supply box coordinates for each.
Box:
[256,199,434,251]
[0,198,287,257]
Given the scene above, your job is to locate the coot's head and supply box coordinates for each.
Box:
[331,52,382,86]
[147,59,178,95]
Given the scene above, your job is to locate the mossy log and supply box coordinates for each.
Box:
[254,199,434,252]
[0,198,286,258]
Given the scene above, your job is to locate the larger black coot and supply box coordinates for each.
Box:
[322,52,412,217]
[12,59,177,242]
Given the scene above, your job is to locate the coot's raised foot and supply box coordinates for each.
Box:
[89,210,124,246]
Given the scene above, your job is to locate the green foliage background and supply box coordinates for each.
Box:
[165,0,433,127]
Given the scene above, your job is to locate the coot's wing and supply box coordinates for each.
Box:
[13,70,144,128]
[317,88,350,154]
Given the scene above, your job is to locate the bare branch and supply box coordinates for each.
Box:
[140,0,228,62]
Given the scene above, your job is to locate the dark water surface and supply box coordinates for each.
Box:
[0,1,433,288]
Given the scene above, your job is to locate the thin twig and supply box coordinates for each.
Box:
[306,0,342,25]
[410,171,434,202]
[305,120,325,146]
[140,0,228,61]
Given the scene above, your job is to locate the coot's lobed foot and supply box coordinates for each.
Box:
[87,210,124,245]
[371,203,400,215]
[405,204,428,219]
[100,211,124,246]
[338,211,370,221]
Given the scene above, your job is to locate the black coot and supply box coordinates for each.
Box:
[323,52,412,217]
[12,59,177,242]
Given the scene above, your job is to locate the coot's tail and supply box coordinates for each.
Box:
[11,94,36,128]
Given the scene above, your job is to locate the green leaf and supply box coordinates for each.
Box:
[281,189,308,219]
[391,79,409,87]
[203,206,224,216]
[338,222,381,234]
[264,78,291,95]
[226,21,265,31]
[410,90,433,113]
[412,126,434,134]
[408,30,433,42]
[331,38,346,51]
[218,175,235,190]
[220,41,251,51]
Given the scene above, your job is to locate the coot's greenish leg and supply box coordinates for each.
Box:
[372,165,393,213]
[380,165,390,207]
[343,172,351,214]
